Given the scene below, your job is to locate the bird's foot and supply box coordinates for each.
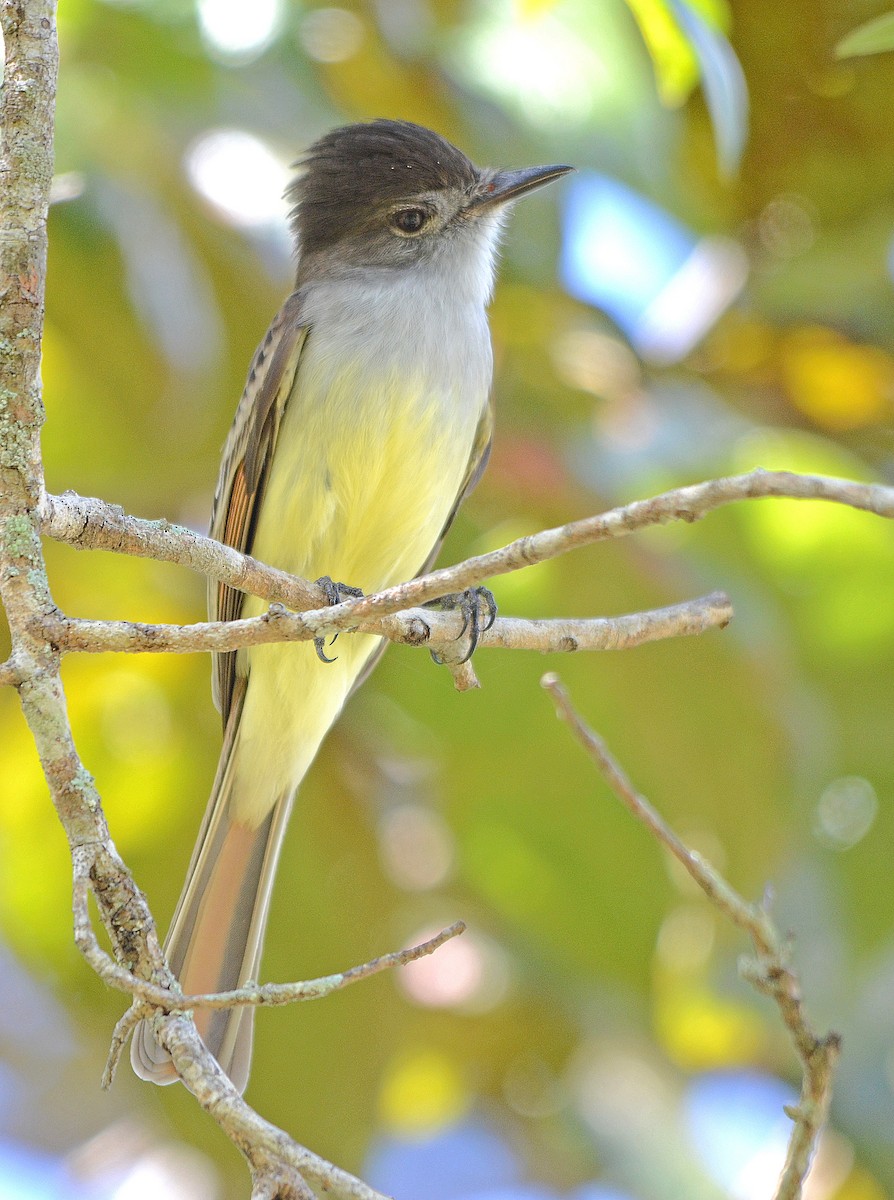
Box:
[426,586,497,665]
[314,575,364,663]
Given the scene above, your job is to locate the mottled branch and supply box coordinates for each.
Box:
[40,472,894,639]
[38,590,733,658]
[40,490,325,610]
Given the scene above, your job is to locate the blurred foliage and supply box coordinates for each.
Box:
[837,10,894,58]
[2,0,894,1197]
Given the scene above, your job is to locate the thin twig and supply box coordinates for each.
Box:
[103,1002,147,1088]
[100,919,455,1087]
[141,923,469,1012]
[39,491,325,610]
[75,864,465,1015]
[40,472,894,636]
[35,592,733,659]
[448,660,481,692]
[541,673,840,1200]
[0,656,26,686]
[479,592,733,653]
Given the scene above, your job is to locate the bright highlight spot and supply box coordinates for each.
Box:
[105,1147,218,1200]
[814,776,878,850]
[654,984,764,1070]
[449,2,619,126]
[561,173,747,362]
[467,21,604,122]
[685,1071,795,1200]
[68,1122,219,1199]
[185,130,290,229]
[197,0,282,61]
[552,329,642,401]
[570,1040,672,1139]
[655,905,715,972]
[400,927,509,1012]
[378,1050,468,1135]
[378,804,454,891]
[299,7,364,62]
[779,326,894,431]
[637,236,749,363]
[365,1120,520,1197]
[758,194,816,259]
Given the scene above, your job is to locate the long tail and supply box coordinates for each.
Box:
[130,703,293,1094]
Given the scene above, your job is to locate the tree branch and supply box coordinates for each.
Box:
[40,471,894,640]
[96,916,464,1097]
[542,674,840,1200]
[38,590,733,657]
[0,5,420,1196]
[74,853,465,1029]
[40,490,327,610]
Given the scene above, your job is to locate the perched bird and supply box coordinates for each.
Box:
[131,119,571,1092]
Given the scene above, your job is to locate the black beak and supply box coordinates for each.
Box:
[468,163,574,213]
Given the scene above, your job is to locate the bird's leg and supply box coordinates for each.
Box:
[314,575,364,663]
[426,586,497,665]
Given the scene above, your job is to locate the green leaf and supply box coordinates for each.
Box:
[670,0,749,174]
[836,11,894,58]
[625,0,701,106]
[626,0,748,173]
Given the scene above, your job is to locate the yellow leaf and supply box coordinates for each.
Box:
[625,0,699,105]
[654,983,766,1069]
[780,326,894,431]
[379,1049,469,1135]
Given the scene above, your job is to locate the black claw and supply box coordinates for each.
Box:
[426,586,497,666]
[314,635,337,664]
[313,576,365,664]
[479,587,497,633]
[316,575,364,605]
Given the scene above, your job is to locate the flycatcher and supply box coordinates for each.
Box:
[131,119,571,1092]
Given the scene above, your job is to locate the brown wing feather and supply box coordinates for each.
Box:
[216,461,251,624]
[209,291,309,725]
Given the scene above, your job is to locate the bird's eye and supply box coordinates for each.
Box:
[391,207,428,234]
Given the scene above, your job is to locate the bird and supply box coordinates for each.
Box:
[130,118,571,1092]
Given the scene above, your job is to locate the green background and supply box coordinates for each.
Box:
[1,0,893,1197]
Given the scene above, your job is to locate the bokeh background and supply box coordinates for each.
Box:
[1,0,893,1197]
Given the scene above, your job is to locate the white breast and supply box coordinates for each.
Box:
[250,247,495,592]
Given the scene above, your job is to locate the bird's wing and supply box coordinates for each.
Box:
[427,395,494,567]
[208,291,309,726]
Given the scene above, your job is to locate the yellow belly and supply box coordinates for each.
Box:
[228,361,484,824]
